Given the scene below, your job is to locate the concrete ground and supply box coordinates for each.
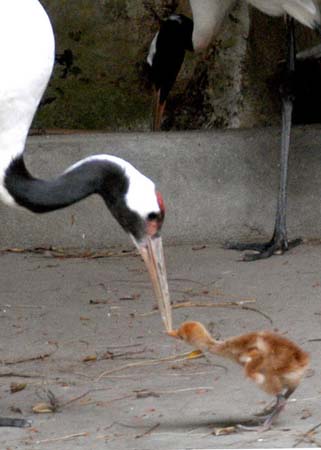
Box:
[1,128,321,448]
[0,242,320,449]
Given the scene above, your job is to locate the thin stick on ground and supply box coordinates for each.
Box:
[61,388,113,408]
[0,246,136,259]
[0,372,45,378]
[138,300,255,318]
[95,351,203,381]
[35,432,88,445]
[2,351,56,365]
[2,343,58,365]
[294,421,321,447]
[135,423,160,439]
[138,300,273,325]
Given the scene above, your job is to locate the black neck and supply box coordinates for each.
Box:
[5,156,126,213]
[4,156,145,240]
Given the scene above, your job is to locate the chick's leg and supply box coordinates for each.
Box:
[237,394,286,432]
[256,385,296,417]
[238,365,288,432]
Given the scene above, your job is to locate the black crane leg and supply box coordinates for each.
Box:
[226,17,301,261]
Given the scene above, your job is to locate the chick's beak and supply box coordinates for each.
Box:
[136,234,172,332]
[167,329,178,337]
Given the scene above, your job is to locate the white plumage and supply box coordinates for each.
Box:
[0,0,54,206]
[148,0,321,260]
[190,0,320,51]
[0,0,173,353]
[65,155,160,220]
[247,0,320,27]
[0,0,162,223]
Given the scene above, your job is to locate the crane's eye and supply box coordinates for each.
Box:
[147,212,158,221]
[146,211,164,236]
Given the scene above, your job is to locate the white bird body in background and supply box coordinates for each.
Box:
[190,0,320,51]
[148,0,321,260]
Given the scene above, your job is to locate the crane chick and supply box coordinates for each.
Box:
[168,321,309,431]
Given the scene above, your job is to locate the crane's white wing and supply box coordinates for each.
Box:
[189,0,236,50]
[247,0,320,28]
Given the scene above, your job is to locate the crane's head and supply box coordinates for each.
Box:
[99,155,172,331]
[147,14,193,131]
[168,321,213,349]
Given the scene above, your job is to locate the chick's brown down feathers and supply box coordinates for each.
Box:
[169,321,309,396]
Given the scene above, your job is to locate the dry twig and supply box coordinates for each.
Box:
[35,432,88,445]
[3,350,56,365]
[0,371,44,378]
[95,351,203,381]
[294,421,321,447]
[138,299,273,324]
[1,246,135,259]
[135,423,160,439]
[61,389,96,408]
[138,299,255,318]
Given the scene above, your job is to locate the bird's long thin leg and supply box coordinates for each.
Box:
[225,17,301,262]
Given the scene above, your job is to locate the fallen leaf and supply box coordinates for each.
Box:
[192,245,207,251]
[10,383,27,394]
[32,402,54,414]
[89,299,110,305]
[135,390,160,399]
[187,350,203,359]
[212,426,236,436]
[82,355,97,362]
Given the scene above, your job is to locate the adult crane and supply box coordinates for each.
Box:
[147,0,321,260]
[0,0,172,426]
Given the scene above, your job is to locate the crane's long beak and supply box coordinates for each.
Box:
[152,89,166,131]
[135,235,172,332]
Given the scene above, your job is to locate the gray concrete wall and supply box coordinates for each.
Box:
[1,127,321,248]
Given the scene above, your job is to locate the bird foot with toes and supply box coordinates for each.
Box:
[225,238,302,261]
